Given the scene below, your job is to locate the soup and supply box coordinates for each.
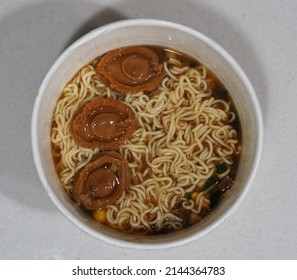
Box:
[50,45,241,234]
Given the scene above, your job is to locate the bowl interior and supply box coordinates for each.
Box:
[32,19,262,249]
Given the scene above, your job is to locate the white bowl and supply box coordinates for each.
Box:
[31,19,263,249]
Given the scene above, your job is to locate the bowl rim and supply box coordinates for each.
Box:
[31,18,263,249]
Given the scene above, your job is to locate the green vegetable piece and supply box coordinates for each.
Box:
[216,163,228,174]
[184,192,192,200]
[210,187,221,208]
[201,175,219,191]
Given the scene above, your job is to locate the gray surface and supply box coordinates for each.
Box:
[0,0,296,259]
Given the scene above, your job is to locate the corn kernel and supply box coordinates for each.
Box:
[202,199,209,210]
[93,209,106,223]
[191,192,198,200]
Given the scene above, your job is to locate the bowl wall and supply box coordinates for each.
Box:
[32,19,263,249]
